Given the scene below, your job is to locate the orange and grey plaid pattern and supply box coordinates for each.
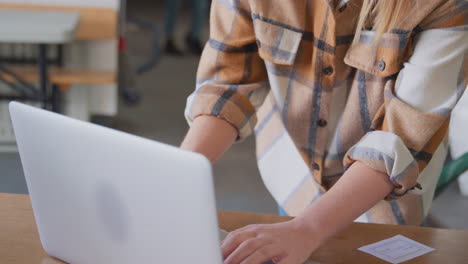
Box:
[185,0,467,225]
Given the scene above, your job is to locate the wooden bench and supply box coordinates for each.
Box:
[0,66,116,91]
[0,3,118,89]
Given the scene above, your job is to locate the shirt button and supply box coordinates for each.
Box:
[312,163,321,171]
[377,60,386,71]
[338,3,348,12]
[317,119,328,127]
[323,66,334,75]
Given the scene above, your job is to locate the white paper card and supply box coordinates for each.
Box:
[358,235,435,263]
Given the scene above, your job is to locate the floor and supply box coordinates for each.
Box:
[1,0,467,230]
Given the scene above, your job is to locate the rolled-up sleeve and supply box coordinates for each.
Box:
[344,24,468,200]
[185,0,269,141]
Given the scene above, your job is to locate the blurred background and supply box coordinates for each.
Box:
[0,0,467,229]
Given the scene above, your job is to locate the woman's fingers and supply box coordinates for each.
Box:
[240,244,286,264]
[222,229,257,259]
[220,221,319,264]
[223,237,272,264]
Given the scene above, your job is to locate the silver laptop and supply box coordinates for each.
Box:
[9,102,223,264]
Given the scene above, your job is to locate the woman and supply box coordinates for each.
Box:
[182,0,467,263]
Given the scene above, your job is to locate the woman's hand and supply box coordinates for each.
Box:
[221,219,320,264]
[220,162,395,264]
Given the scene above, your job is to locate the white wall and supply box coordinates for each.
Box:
[65,40,119,118]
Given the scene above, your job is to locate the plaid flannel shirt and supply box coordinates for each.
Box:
[185,0,468,225]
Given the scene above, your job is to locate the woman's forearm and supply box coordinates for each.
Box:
[295,161,395,246]
[181,115,237,164]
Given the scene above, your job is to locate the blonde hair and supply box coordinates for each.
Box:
[354,0,410,43]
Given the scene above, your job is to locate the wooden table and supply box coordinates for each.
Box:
[2,193,468,264]
[0,9,79,110]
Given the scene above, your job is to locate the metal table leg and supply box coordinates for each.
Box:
[51,84,59,112]
[38,44,49,109]
[51,45,64,112]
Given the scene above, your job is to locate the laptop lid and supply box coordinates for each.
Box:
[9,102,222,264]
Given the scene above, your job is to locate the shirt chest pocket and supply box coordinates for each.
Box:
[344,30,413,77]
[253,18,303,66]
